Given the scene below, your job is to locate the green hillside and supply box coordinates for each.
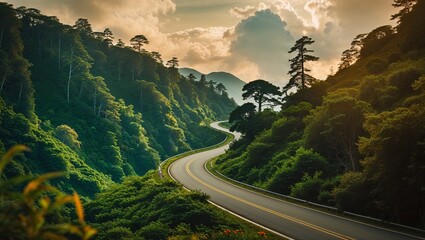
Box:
[0,3,237,197]
[217,0,425,228]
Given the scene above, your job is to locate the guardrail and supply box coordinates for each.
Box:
[211,165,425,234]
[162,121,425,234]
[158,121,232,179]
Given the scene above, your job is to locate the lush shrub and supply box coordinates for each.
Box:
[366,58,388,74]
[246,142,274,167]
[388,67,422,95]
[136,221,170,240]
[290,172,324,202]
[266,147,326,194]
[54,124,82,150]
[332,172,372,214]
[0,146,96,240]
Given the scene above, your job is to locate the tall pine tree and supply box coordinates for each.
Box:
[284,36,319,92]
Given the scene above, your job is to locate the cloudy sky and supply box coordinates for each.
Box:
[7,0,396,85]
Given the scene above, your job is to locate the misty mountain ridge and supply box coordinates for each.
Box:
[179,68,246,105]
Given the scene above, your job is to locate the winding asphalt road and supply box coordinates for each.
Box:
[169,122,425,240]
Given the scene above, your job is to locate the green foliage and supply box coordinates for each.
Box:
[391,0,418,23]
[54,124,82,150]
[396,0,424,51]
[290,172,324,202]
[216,0,425,228]
[0,100,111,197]
[0,3,36,122]
[0,145,97,240]
[358,75,398,110]
[229,103,256,134]
[360,25,395,58]
[332,172,374,214]
[366,57,388,74]
[241,79,281,112]
[358,103,425,226]
[85,174,272,239]
[285,36,320,91]
[246,142,274,168]
[388,67,422,95]
[265,147,327,194]
[304,89,372,172]
[0,3,237,200]
[136,221,169,240]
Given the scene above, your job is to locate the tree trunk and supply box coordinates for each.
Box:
[97,102,103,117]
[301,44,305,89]
[67,48,74,103]
[18,83,23,104]
[79,80,85,98]
[0,72,7,95]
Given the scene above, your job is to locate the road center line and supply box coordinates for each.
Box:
[185,157,356,240]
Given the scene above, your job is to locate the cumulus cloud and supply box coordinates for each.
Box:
[229,5,257,18]
[228,9,294,84]
[8,0,176,44]
[7,0,396,84]
[304,0,332,28]
[258,0,395,80]
[228,3,268,18]
[166,27,231,64]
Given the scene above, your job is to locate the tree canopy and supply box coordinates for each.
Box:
[130,34,149,52]
[166,57,179,68]
[218,0,425,228]
[242,79,281,112]
[391,0,418,22]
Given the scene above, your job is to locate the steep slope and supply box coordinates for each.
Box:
[179,68,246,105]
[0,3,237,197]
[216,1,425,228]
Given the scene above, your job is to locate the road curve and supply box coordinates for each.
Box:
[169,122,424,240]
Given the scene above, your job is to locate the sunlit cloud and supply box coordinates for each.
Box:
[228,2,268,18]
[228,9,294,84]
[8,0,176,44]
[7,0,396,85]
[228,5,257,18]
[304,0,332,29]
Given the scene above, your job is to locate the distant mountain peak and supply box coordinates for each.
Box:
[179,68,246,105]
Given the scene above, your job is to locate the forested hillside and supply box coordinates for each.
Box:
[217,0,425,228]
[0,2,237,197]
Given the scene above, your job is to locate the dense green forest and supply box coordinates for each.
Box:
[217,0,425,228]
[2,0,425,239]
[0,2,236,198]
[0,144,275,239]
[85,172,276,240]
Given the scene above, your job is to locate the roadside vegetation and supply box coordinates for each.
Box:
[217,0,425,229]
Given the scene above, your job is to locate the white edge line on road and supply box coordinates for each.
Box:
[169,159,294,239]
[207,200,296,240]
[205,160,425,240]
[169,122,425,240]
